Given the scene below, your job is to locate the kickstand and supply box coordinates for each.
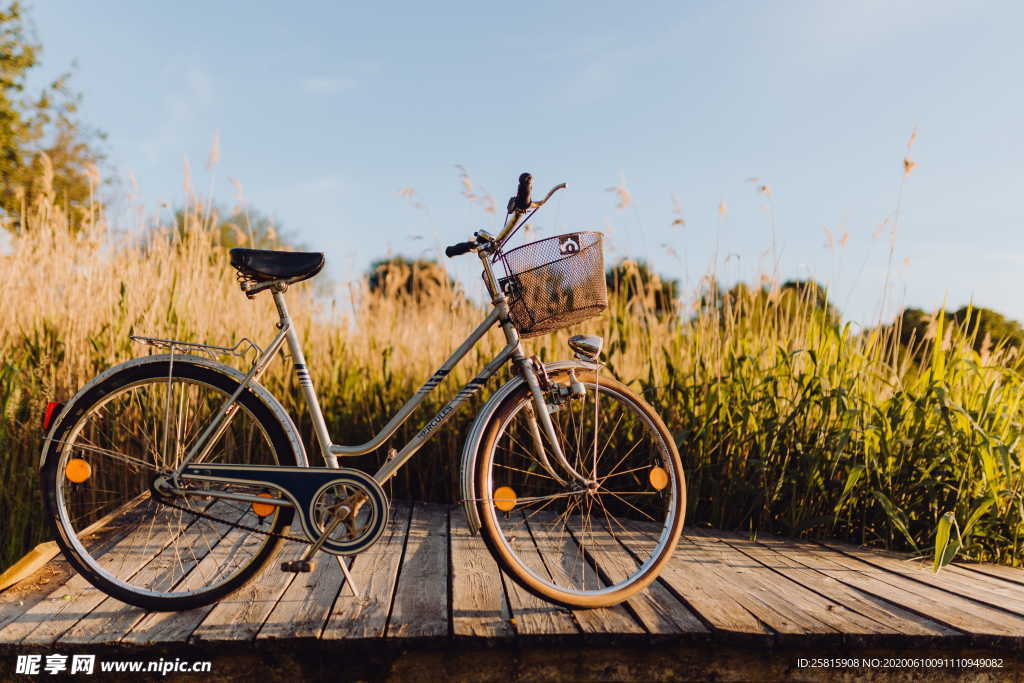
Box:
[336,555,360,598]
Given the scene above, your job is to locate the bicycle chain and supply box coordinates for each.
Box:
[153,492,313,544]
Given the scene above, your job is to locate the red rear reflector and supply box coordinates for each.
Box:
[43,402,63,431]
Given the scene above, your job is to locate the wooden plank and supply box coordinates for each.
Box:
[820,540,1024,615]
[386,502,449,638]
[58,503,250,644]
[449,508,513,638]
[0,555,76,638]
[123,516,272,645]
[255,550,346,641]
[755,536,1024,638]
[483,512,578,637]
[14,570,129,646]
[320,502,412,640]
[0,542,60,592]
[706,530,956,637]
[10,503,214,645]
[620,528,768,636]
[561,516,706,635]
[190,541,306,642]
[0,494,155,636]
[940,562,1024,592]
[953,561,1024,588]
[501,575,580,637]
[17,515,1024,649]
[525,511,643,634]
[681,531,844,635]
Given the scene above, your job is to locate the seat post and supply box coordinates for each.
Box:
[270,283,291,324]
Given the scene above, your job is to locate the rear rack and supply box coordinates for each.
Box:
[130,335,263,363]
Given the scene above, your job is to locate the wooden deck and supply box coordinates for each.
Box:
[2,501,1024,678]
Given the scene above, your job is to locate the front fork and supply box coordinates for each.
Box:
[515,356,593,487]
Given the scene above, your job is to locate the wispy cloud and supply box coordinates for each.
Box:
[301,75,357,94]
[294,175,346,194]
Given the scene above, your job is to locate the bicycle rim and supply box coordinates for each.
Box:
[480,370,683,603]
[49,368,286,603]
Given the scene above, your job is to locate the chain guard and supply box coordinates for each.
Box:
[178,464,389,556]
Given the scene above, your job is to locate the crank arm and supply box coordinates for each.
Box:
[300,504,351,562]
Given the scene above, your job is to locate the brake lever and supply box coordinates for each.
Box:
[530,182,567,209]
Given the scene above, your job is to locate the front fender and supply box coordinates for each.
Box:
[40,354,309,469]
[459,359,599,534]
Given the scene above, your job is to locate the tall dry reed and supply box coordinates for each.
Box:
[1,170,1021,573]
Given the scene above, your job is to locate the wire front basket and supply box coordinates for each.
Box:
[498,231,607,338]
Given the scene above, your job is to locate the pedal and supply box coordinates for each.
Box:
[281,560,315,573]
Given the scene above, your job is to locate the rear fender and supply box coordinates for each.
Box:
[40,354,309,469]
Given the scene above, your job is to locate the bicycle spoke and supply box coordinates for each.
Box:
[597,438,644,486]
[601,490,658,521]
[593,410,626,472]
[523,492,568,520]
[591,373,600,480]
[597,464,651,484]
[57,439,160,472]
[53,371,282,604]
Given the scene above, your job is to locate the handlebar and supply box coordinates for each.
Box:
[445,172,566,258]
[511,173,533,212]
[444,241,477,258]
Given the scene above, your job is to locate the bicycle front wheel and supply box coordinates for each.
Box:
[475,368,685,608]
[40,359,299,611]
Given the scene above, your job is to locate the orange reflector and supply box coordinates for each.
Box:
[251,492,276,518]
[493,486,517,512]
[65,458,92,483]
[649,466,669,491]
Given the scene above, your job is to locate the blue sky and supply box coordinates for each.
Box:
[26,1,1024,326]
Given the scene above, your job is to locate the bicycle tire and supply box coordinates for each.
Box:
[40,359,299,611]
[474,368,685,608]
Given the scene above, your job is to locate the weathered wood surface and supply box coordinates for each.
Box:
[2,502,1024,649]
[449,508,513,638]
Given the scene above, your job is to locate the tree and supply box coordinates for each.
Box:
[951,306,1024,351]
[895,306,1024,354]
[366,256,456,300]
[778,279,840,323]
[698,278,840,326]
[893,307,932,349]
[166,203,297,250]
[605,259,680,315]
[0,1,105,230]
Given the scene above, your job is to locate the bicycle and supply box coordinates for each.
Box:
[38,173,686,611]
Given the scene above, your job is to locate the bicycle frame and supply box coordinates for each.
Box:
[170,249,590,492]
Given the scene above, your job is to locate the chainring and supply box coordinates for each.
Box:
[308,473,389,555]
[175,463,390,556]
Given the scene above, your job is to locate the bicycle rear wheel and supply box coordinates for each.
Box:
[40,359,299,611]
[475,368,685,608]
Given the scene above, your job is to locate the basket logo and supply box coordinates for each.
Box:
[559,234,581,255]
[499,276,520,298]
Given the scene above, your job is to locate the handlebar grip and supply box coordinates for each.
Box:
[514,172,533,211]
[445,241,476,258]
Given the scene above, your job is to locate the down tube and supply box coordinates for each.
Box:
[330,306,503,457]
[373,344,517,484]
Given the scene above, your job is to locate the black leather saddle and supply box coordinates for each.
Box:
[230,248,325,284]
